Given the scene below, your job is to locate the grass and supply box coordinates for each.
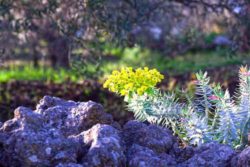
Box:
[1,47,250,83]
[0,65,82,83]
[100,47,249,76]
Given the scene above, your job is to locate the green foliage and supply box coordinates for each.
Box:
[99,47,247,78]
[104,66,250,149]
[185,113,212,146]
[127,89,186,135]
[193,71,214,120]
[187,69,250,148]
[214,90,240,146]
[0,66,81,83]
[237,67,250,146]
[204,32,218,45]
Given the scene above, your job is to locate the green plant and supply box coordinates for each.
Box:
[103,66,250,149]
[0,65,81,83]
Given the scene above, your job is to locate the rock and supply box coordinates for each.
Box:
[81,124,126,167]
[36,96,77,112]
[0,96,117,166]
[169,143,195,163]
[0,96,247,166]
[127,144,176,167]
[128,23,165,50]
[213,35,232,47]
[123,120,177,167]
[231,147,250,167]
[123,120,175,154]
[0,108,81,166]
[35,96,115,136]
[56,163,83,167]
[179,142,235,167]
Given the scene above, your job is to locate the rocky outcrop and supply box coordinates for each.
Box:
[231,147,250,167]
[179,142,235,167]
[0,96,118,167]
[0,96,248,167]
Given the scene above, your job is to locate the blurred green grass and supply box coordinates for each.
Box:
[0,65,82,83]
[1,47,249,83]
[100,47,249,75]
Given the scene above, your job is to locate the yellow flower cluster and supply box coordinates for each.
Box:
[103,67,164,96]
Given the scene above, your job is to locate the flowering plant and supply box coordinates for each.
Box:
[104,66,250,149]
[103,67,164,96]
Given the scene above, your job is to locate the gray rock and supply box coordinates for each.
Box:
[179,142,235,167]
[0,108,80,166]
[123,120,175,154]
[35,96,114,136]
[128,144,176,167]
[0,96,247,167]
[36,96,77,112]
[231,147,250,167]
[82,124,126,167]
[0,96,117,166]
[56,163,84,167]
[169,143,195,163]
[213,35,232,46]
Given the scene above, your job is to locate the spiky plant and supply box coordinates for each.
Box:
[213,89,240,147]
[187,69,250,148]
[127,89,187,136]
[185,112,213,146]
[193,71,214,122]
[236,67,250,147]
[103,66,250,149]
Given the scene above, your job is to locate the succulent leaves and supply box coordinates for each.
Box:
[104,66,250,148]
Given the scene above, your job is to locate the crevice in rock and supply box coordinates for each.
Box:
[76,144,91,163]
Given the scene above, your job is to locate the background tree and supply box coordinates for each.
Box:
[0,0,249,69]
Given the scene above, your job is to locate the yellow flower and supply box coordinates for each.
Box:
[136,86,148,95]
[112,70,119,75]
[137,88,144,95]
[120,89,127,96]
[125,83,134,89]
[103,67,164,96]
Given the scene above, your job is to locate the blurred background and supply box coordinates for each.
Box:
[0,0,250,124]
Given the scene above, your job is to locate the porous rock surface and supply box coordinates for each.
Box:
[0,96,248,167]
[231,147,250,167]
